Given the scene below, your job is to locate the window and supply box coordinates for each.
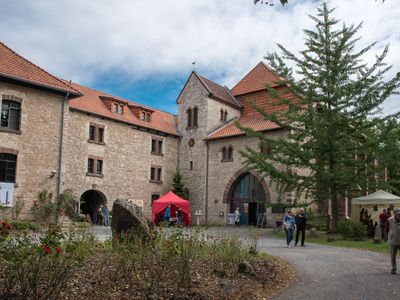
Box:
[151,194,160,206]
[150,166,162,183]
[151,138,163,155]
[193,107,198,127]
[0,153,17,183]
[141,112,146,121]
[87,157,103,177]
[189,161,193,170]
[88,124,105,144]
[119,105,124,114]
[1,100,21,130]
[260,144,272,155]
[98,127,104,143]
[113,103,118,113]
[89,125,95,141]
[187,108,192,128]
[224,110,228,122]
[146,113,151,122]
[222,146,233,162]
[87,158,94,174]
[220,109,224,121]
[96,160,103,175]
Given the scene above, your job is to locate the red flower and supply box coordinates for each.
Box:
[43,245,52,254]
[55,247,62,254]
[5,224,11,230]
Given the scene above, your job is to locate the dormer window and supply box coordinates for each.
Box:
[113,103,118,113]
[146,113,151,122]
[119,105,124,114]
[141,112,146,121]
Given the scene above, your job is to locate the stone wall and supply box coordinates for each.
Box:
[63,110,178,218]
[206,98,241,133]
[0,82,65,218]
[206,131,291,225]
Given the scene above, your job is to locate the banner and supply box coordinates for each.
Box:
[0,182,14,207]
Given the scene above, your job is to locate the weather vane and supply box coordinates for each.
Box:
[254,0,288,6]
[192,60,196,71]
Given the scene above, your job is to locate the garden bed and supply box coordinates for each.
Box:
[0,224,294,300]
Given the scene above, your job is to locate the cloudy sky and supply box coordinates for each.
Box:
[0,0,399,114]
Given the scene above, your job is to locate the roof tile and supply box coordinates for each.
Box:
[0,42,79,95]
[231,62,281,96]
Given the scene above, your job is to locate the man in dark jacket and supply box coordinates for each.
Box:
[295,207,307,247]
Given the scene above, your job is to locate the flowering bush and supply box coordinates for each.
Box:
[0,225,93,299]
[0,220,12,241]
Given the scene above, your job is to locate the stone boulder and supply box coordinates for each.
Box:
[308,227,319,238]
[111,199,150,238]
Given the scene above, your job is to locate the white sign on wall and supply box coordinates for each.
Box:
[0,182,14,207]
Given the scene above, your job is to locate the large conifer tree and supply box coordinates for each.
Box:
[239,2,400,231]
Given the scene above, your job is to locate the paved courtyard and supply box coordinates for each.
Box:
[90,226,399,300]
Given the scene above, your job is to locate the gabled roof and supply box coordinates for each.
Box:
[195,73,242,109]
[0,42,80,96]
[231,62,282,96]
[206,112,280,140]
[69,82,178,136]
[176,71,242,109]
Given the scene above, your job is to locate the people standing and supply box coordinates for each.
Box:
[164,205,171,224]
[295,207,307,247]
[177,208,183,225]
[386,208,400,274]
[97,205,104,226]
[379,209,389,241]
[234,207,240,227]
[283,209,296,248]
[102,204,110,226]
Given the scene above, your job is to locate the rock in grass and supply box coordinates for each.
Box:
[111,199,150,238]
[308,227,319,238]
[238,261,256,276]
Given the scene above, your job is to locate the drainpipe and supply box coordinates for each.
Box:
[205,140,209,223]
[56,92,69,222]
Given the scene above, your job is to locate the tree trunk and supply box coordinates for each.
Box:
[330,184,339,232]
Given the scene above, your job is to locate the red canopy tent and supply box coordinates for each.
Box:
[152,191,191,226]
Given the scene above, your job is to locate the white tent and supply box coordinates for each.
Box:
[351,190,400,223]
[352,190,400,205]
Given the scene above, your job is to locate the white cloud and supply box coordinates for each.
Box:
[0,0,399,113]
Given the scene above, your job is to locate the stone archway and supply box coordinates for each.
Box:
[80,190,107,225]
[223,167,271,226]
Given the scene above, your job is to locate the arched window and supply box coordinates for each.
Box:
[227,146,233,160]
[221,147,227,161]
[224,110,228,122]
[220,109,224,121]
[1,100,21,130]
[193,107,198,127]
[0,153,17,183]
[187,108,192,128]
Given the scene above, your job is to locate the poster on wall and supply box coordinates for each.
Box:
[0,182,14,207]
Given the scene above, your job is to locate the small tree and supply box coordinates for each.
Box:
[172,169,189,200]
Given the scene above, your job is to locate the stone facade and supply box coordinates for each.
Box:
[0,82,65,218]
[63,110,178,217]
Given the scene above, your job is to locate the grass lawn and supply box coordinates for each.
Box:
[269,230,390,254]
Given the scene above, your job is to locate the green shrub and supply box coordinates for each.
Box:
[337,219,367,240]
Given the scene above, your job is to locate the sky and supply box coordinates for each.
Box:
[0,0,399,115]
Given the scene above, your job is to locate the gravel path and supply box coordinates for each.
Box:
[90,226,399,300]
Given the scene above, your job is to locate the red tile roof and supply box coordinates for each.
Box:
[231,62,282,96]
[196,73,242,108]
[206,112,280,140]
[68,82,178,136]
[0,42,79,95]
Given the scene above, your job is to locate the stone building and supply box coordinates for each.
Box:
[1,42,340,226]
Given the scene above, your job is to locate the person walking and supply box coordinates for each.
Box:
[283,209,296,248]
[234,207,240,227]
[386,208,400,274]
[295,207,307,247]
[102,204,110,226]
[164,205,171,225]
[379,209,389,241]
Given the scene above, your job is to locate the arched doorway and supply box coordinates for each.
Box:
[80,190,107,225]
[227,172,268,226]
